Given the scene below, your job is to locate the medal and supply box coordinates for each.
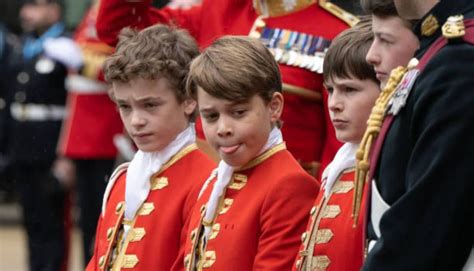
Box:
[388,69,420,115]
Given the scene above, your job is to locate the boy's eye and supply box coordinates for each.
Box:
[345,87,358,93]
[380,37,394,45]
[144,102,158,109]
[202,112,219,122]
[232,109,247,118]
[118,103,131,110]
[325,86,334,94]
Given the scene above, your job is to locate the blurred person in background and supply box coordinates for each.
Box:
[3,0,82,270]
[56,1,123,266]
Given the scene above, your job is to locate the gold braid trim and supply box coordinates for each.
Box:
[352,66,408,226]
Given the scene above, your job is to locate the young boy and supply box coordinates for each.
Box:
[86,25,216,271]
[362,0,419,88]
[181,36,319,270]
[293,19,380,271]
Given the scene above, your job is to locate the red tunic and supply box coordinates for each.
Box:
[181,143,319,270]
[293,169,367,271]
[95,0,352,176]
[86,145,216,271]
[58,5,123,159]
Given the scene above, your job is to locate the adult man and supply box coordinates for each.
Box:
[4,0,77,270]
[95,0,359,177]
[360,0,474,270]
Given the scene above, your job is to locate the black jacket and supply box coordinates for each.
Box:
[364,0,474,270]
[4,29,68,165]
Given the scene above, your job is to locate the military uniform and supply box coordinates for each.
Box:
[86,145,216,271]
[293,143,366,271]
[57,5,123,263]
[182,143,318,270]
[95,0,358,177]
[5,22,71,271]
[361,0,474,269]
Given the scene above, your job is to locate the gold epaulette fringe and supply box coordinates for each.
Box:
[351,66,408,226]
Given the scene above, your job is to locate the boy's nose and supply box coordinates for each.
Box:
[366,42,380,66]
[217,119,233,137]
[130,111,146,127]
[328,92,343,113]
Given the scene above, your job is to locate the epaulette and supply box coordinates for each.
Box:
[442,15,466,40]
[318,0,360,27]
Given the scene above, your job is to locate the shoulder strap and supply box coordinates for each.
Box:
[318,0,360,27]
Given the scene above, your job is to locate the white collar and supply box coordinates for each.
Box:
[321,142,358,197]
[202,127,283,237]
[124,124,196,220]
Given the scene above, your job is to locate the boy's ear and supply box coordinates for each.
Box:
[269,92,284,122]
[183,98,197,116]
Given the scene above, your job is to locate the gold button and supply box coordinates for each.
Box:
[115,201,125,214]
[190,229,197,242]
[301,232,308,242]
[184,254,191,267]
[200,205,206,214]
[310,206,317,216]
[106,228,113,241]
[98,255,105,269]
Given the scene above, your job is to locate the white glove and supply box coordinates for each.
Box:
[43,37,83,70]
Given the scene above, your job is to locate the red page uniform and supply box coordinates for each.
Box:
[86,144,216,271]
[293,143,367,271]
[96,0,358,176]
[182,143,319,270]
[58,5,123,159]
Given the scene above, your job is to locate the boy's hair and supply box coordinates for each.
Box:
[104,24,199,103]
[360,0,414,27]
[323,17,377,84]
[186,36,281,104]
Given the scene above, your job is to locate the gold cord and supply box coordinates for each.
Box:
[352,66,408,226]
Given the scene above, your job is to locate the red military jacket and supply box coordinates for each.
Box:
[293,169,367,271]
[86,144,216,271]
[181,143,319,270]
[96,0,356,176]
[58,4,123,159]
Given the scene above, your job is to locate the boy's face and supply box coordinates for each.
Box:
[326,76,380,144]
[113,77,196,153]
[366,15,419,88]
[197,87,283,167]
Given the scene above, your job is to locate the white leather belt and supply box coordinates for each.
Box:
[368,179,391,253]
[66,74,108,94]
[10,102,66,121]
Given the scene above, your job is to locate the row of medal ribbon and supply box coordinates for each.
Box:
[259,27,331,74]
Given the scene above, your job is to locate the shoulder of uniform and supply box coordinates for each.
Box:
[101,162,129,217]
[318,0,360,27]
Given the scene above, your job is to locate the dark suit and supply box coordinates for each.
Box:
[5,24,70,271]
[364,0,474,270]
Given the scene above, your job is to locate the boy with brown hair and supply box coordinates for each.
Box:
[293,18,380,271]
[181,36,318,270]
[361,0,419,88]
[86,24,216,271]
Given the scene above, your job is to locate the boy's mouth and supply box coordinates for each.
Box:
[219,144,240,155]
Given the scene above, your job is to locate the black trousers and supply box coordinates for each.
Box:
[74,159,114,266]
[13,163,68,271]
